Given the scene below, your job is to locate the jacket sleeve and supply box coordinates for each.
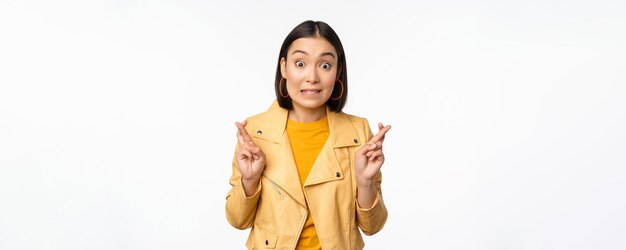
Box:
[225,141,262,230]
[355,119,388,235]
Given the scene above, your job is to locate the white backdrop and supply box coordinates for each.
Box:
[1,0,625,249]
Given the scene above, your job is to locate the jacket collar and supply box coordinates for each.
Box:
[252,100,362,148]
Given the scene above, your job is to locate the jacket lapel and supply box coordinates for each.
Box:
[304,108,361,187]
[252,101,307,207]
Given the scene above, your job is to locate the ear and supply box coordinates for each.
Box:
[280,57,287,79]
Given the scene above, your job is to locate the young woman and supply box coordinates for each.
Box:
[225,20,391,250]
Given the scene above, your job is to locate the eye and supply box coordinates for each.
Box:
[320,63,332,69]
[295,60,305,67]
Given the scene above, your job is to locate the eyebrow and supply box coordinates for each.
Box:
[291,50,336,58]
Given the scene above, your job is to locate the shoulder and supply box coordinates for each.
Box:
[342,112,369,125]
[244,110,266,125]
[240,101,278,125]
[240,110,269,136]
[337,111,372,135]
[239,100,287,136]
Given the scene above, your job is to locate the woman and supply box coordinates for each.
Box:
[225,20,391,249]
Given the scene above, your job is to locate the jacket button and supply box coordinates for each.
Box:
[257,130,263,135]
[265,240,269,245]
[353,138,358,143]
[336,172,341,177]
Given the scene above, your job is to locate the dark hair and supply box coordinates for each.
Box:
[274,20,348,112]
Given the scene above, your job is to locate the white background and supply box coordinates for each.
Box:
[1,0,625,249]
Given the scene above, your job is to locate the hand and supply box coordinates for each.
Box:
[355,123,391,184]
[235,120,266,183]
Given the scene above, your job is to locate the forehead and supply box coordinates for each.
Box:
[287,37,337,57]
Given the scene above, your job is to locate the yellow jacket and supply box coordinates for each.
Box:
[226,101,387,250]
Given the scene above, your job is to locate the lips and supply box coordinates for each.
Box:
[300,89,321,94]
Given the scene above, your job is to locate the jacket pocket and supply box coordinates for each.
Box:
[253,224,279,249]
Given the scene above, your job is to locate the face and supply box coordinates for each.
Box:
[281,36,339,112]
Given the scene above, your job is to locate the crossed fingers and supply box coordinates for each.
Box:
[370,123,391,144]
[235,121,253,145]
[365,123,391,157]
[235,120,262,160]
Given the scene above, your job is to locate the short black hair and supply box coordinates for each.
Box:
[274,20,348,112]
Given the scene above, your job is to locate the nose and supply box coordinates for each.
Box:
[305,66,320,84]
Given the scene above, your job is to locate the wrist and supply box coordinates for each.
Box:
[356,178,377,209]
[242,175,260,186]
[241,176,260,197]
[357,177,375,188]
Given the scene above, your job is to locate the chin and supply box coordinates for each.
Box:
[293,99,328,110]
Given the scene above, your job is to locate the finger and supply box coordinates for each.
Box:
[369,124,391,143]
[235,122,244,145]
[378,123,386,142]
[235,121,253,144]
[236,129,245,145]
[253,146,266,160]
[364,141,382,157]
[248,144,266,162]
[368,150,384,162]
[359,142,376,156]
[237,148,252,160]
[235,120,248,129]
[246,142,263,157]
[249,146,264,161]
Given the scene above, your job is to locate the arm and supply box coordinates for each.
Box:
[356,171,387,235]
[225,120,265,229]
[355,120,391,235]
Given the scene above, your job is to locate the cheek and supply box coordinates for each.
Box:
[322,75,337,87]
[285,69,304,83]
[325,68,338,82]
[284,72,303,94]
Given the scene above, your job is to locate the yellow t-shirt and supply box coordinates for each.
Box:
[286,116,329,250]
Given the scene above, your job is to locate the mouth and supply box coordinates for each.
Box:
[300,89,321,94]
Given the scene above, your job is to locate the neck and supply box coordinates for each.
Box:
[288,104,327,123]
